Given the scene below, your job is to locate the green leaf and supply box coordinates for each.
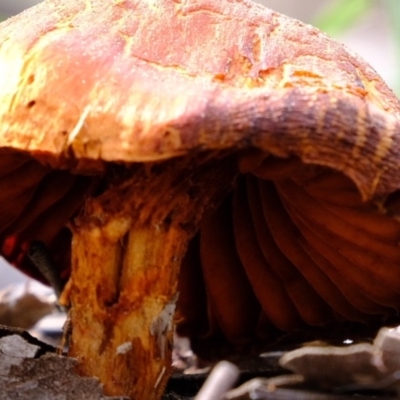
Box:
[385,0,400,95]
[314,0,372,37]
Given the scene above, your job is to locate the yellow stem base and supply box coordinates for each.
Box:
[65,156,236,399]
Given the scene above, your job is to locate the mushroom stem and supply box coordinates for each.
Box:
[65,155,236,399]
[69,216,185,398]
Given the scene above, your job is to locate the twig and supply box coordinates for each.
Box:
[195,361,239,400]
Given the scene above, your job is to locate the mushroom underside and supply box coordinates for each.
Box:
[179,155,400,356]
[1,149,400,397]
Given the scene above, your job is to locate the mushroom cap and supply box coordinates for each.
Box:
[1,0,400,351]
[0,0,399,197]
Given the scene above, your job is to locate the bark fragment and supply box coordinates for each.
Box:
[0,326,127,400]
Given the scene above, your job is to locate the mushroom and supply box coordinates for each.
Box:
[1,0,400,399]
